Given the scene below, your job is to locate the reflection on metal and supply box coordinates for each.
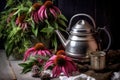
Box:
[55,13,111,60]
[90,51,106,70]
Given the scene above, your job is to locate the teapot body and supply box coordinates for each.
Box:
[55,13,111,60]
[65,33,98,59]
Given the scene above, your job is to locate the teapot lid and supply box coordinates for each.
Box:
[70,20,94,35]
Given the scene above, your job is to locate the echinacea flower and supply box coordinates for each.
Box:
[15,14,28,31]
[38,0,61,21]
[31,2,42,23]
[23,42,52,61]
[44,50,78,77]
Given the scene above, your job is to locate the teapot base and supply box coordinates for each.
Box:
[67,55,90,63]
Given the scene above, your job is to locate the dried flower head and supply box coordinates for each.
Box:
[16,14,26,23]
[54,55,66,66]
[15,14,28,31]
[32,2,42,11]
[56,50,66,55]
[44,1,53,7]
[34,43,45,50]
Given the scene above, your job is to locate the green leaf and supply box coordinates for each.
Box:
[58,19,67,27]
[28,56,37,62]
[22,68,31,74]
[23,40,31,49]
[32,27,38,37]
[53,22,58,29]
[59,14,68,22]
[13,9,21,16]
[34,28,38,37]
[45,20,50,26]
[19,63,28,67]
[8,27,21,39]
[41,26,54,37]
[5,41,14,57]
[30,19,38,37]
[52,35,57,52]
[58,27,67,32]
[28,7,33,14]
[26,1,32,5]
[36,55,49,61]
[19,58,36,74]
[6,0,15,8]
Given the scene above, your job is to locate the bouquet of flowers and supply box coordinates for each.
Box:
[19,44,79,78]
[0,0,67,58]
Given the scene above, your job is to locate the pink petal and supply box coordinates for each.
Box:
[31,12,34,18]
[53,6,61,14]
[35,12,39,23]
[15,18,19,25]
[66,61,77,73]
[38,50,42,55]
[32,51,38,56]
[40,9,44,20]
[37,58,42,63]
[33,12,39,23]
[62,66,68,77]
[45,50,51,56]
[44,60,54,70]
[41,50,46,56]
[49,8,57,19]
[37,12,42,21]
[55,66,62,77]
[65,57,77,70]
[7,17,10,23]
[65,56,73,61]
[38,5,46,21]
[33,12,37,22]
[63,64,69,76]
[23,23,27,31]
[44,55,56,69]
[49,55,57,61]
[20,23,24,29]
[24,23,27,28]
[52,66,60,77]
[23,47,35,61]
[18,23,22,27]
[67,59,77,70]
[32,12,36,22]
[44,8,48,19]
[38,5,45,14]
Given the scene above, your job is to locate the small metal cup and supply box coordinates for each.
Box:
[90,51,106,70]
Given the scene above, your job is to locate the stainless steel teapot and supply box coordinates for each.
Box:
[55,13,111,59]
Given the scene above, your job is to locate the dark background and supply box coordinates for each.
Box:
[0,0,118,49]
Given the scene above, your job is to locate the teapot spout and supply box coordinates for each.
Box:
[55,30,67,48]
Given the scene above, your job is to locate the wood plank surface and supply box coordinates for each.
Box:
[0,50,16,80]
[0,49,58,80]
[10,60,40,80]
[1,49,118,80]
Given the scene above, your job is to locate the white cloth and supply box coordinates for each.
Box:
[59,73,96,80]
[111,71,120,80]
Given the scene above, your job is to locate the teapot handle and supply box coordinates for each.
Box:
[97,26,111,51]
[67,13,96,31]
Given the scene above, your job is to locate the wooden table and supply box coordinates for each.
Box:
[0,50,40,80]
[0,50,16,80]
[1,49,120,80]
